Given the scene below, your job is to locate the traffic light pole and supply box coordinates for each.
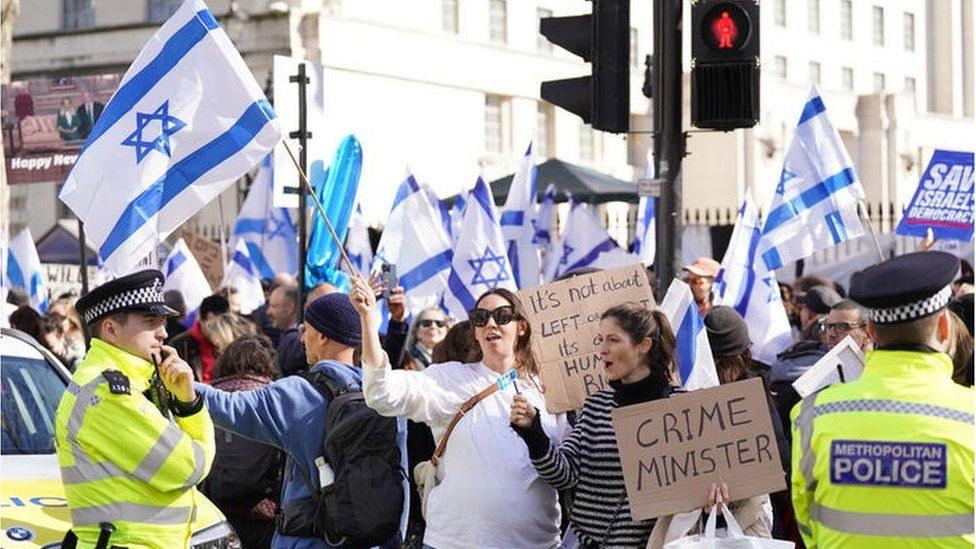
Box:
[652,0,686,295]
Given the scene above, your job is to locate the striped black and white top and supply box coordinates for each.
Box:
[514,375,674,549]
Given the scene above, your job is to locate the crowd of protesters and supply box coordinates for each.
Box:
[6,249,974,549]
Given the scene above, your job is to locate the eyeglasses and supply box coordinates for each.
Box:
[419,319,447,328]
[468,306,519,327]
[825,321,864,333]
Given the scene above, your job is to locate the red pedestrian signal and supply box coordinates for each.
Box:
[701,3,751,53]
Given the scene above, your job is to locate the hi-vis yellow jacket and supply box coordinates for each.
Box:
[791,349,974,548]
[54,338,215,549]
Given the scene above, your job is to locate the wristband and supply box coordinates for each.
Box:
[170,393,204,417]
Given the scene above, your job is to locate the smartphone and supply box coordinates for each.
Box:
[381,263,397,299]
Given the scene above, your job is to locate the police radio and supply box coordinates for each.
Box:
[148,353,173,418]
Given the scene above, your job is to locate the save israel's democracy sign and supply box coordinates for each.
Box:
[896,150,974,242]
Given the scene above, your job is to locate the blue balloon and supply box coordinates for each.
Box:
[305,135,363,291]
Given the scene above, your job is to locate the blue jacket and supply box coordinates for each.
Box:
[196,360,409,549]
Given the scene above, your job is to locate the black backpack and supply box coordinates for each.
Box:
[201,427,283,511]
[298,371,405,547]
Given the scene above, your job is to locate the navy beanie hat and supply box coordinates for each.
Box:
[304,293,362,348]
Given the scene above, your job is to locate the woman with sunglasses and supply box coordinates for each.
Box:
[509,302,678,548]
[403,307,452,371]
[351,275,569,549]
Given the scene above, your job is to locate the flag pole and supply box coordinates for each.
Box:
[857,201,885,263]
[280,140,357,276]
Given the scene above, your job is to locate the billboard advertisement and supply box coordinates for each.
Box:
[2,74,122,185]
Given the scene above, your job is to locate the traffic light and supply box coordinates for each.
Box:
[691,0,760,130]
[540,0,630,133]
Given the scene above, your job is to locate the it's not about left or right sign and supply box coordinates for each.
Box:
[895,149,974,242]
[612,377,786,520]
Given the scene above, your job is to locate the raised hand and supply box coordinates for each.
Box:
[509,394,538,429]
[350,274,377,317]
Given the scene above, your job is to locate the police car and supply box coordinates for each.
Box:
[0,328,240,548]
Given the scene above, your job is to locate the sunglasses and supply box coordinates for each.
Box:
[419,319,448,328]
[468,306,519,327]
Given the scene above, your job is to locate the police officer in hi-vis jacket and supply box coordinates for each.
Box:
[791,251,974,548]
[55,269,215,548]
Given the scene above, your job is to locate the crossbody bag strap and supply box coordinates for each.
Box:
[429,381,501,466]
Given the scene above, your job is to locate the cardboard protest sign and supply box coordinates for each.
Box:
[180,229,223,292]
[519,264,655,413]
[792,335,865,398]
[612,377,786,520]
[895,150,974,242]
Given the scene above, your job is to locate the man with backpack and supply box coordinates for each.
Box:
[195,293,409,548]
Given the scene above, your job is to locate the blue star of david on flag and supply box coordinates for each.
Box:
[559,244,574,265]
[120,100,186,163]
[265,211,291,240]
[468,246,510,287]
[775,166,797,195]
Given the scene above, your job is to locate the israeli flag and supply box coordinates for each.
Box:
[448,186,468,243]
[443,177,516,319]
[633,197,656,266]
[714,196,793,366]
[500,143,541,289]
[759,87,866,270]
[163,238,211,321]
[232,155,298,280]
[535,184,560,282]
[421,182,453,238]
[660,279,720,390]
[554,198,640,279]
[2,228,48,313]
[373,173,453,315]
[221,239,264,314]
[345,203,373,276]
[59,0,281,275]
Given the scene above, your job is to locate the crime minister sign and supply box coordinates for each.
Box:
[896,150,974,242]
[612,377,785,520]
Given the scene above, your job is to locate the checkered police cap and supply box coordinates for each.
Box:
[76,269,177,325]
[868,285,953,325]
[850,251,959,325]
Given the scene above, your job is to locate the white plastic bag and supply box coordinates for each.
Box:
[663,504,794,549]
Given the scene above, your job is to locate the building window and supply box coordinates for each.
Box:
[840,0,853,40]
[808,0,820,34]
[485,95,503,154]
[873,72,886,92]
[904,76,916,95]
[148,0,181,22]
[579,121,595,161]
[537,8,552,51]
[872,6,885,46]
[489,0,507,44]
[809,62,822,85]
[442,0,459,34]
[775,0,787,27]
[537,103,552,158]
[773,56,788,79]
[842,67,854,91]
[62,0,95,30]
[903,12,915,51]
[630,28,639,67]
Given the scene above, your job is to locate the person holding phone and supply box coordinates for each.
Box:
[351,274,570,549]
[54,269,215,549]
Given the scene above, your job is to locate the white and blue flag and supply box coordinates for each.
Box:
[443,177,516,319]
[714,196,793,366]
[162,238,211,323]
[535,184,560,282]
[554,198,639,279]
[232,155,297,280]
[448,186,468,244]
[2,228,48,313]
[345,203,373,276]
[221,238,264,314]
[633,196,656,266]
[759,87,865,271]
[373,173,453,315]
[59,0,281,275]
[500,143,540,289]
[421,182,453,238]
[660,279,720,391]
